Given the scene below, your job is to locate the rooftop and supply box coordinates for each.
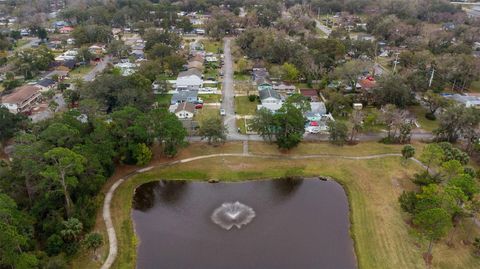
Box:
[1,85,40,104]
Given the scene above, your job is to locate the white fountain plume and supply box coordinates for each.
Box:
[211,201,255,230]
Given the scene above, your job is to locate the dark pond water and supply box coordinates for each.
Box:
[132,178,356,269]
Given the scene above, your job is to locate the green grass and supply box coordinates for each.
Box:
[409,106,439,132]
[69,65,94,79]
[202,40,223,54]
[236,118,247,134]
[203,68,218,80]
[198,94,221,103]
[155,94,172,108]
[234,73,250,81]
[234,96,257,115]
[470,80,480,93]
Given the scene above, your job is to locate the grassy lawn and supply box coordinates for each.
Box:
[234,73,250,81]
[71,141,480,269]
[409,106,439,132]
[202,40,223,53]
[234,96,258,115]
[199,94,221,103]
[155,94,172,108]
[470,80,480,93]
[69,65,95,79]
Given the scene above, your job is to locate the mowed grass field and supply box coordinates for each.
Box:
[72,142,480,269]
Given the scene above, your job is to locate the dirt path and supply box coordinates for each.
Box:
[100,152,425,269]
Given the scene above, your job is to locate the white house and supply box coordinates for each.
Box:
[174,102,196,119]
[1,85,41,114]
[175,69,203,91]
[257,88,283,112]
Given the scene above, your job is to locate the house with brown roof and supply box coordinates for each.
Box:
[1,85,41,114]
[174,102,196,119]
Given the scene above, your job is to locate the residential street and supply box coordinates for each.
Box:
[83,55,112,81]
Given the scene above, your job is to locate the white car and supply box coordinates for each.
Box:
[220,109,226,116]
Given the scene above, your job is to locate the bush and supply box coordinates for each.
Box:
[248,95,257,102]
[399,191,418,214]
[412,171,442,186]
[425,112,436,120]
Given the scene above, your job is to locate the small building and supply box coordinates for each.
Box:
[273,82,296,93]
[171,90,198,105]
[442,22,455,31]
[174,102,196,119]
[257,80,273,92]
[257,88,283,112]
[176,69,203,91]
[1,85,41,114]
[446,94,480,108]
[252,67,269,84]
[59,26,74,34]
[300,89,319,101]
[36,78,57,91]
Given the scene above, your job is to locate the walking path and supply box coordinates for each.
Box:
[100,152,424,269]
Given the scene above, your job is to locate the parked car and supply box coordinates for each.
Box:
[195,104,203,109]
[220,109,226,116]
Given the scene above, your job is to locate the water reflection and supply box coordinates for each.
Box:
[133,180,188,211]
[272,177,304,198]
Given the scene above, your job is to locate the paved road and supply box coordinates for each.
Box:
[83,55,112,81]
[221,38,243,140]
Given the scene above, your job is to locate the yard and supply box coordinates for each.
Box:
[202,40,223,54]
[471,80,480,93]
[155,94,172,108]
[409,105,439,132]
[234,96,258,115]
[68,65,94,79]
[198,94,221,103]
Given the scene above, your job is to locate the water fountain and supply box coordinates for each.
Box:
[211,201,255,230]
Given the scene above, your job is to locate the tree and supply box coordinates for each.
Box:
[423,90,450,120]
[281,62,300,81]
[273,103,306,149]
[83,232,103,258]
[434,105,480,143]
[373,74,413,108]
[60,218,83,242]
[0,194,38,269]
[76,46,94,63]
[251,108,276,142]
[327,120,348,146]
[420,144,444,173]
[349,110,364,142]
[334,60,371,91]
[131,143,152,166]
[413,208,452,263]
[441,160,464,181]
[285,94,311,114]
[199,115,227,145]
[0,107,26,143]
[150,109,187,157]
[402,145,416,160]
[42,148,86,217]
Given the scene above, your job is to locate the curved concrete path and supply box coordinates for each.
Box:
[100,152,424,269]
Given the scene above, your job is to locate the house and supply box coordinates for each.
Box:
[273,82,296,93]
[171,90,198,105]
[174,102,196,119]
[252,67,269,84]
[356,33,375,42]
[187,60,204,70]
[300,89,319,102]
[114,62,137,76]
[1,85,41,114]
[36,78,57,91]
[131,49,145,59]
[88,44,106,55]
[257,80,273,91]
[257,88,283,112]
[59,26,74,34]
[175,69,203,91]
[446,94,480,108]
[358,77,376,91]
[305,102,327,121]
[442,22,455,31]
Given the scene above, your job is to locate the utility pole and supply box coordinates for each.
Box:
[393,52,400,73]
[428,67,435,88]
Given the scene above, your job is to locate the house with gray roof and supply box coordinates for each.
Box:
[257,88,283,112]
[171,90,198,105]
[176,69,203,91]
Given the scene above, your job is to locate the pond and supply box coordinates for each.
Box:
[132,178,357,269]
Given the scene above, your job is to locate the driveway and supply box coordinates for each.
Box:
[83,55,112,82]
